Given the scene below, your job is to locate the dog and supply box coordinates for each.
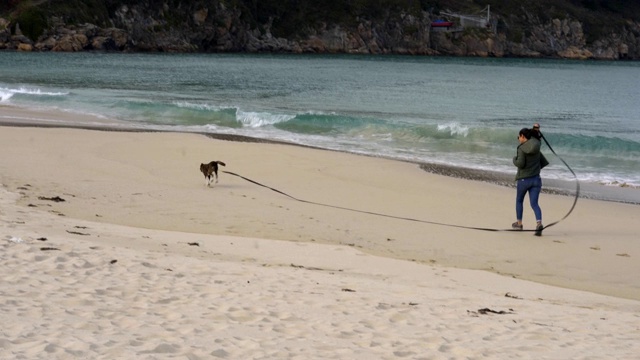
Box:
[200,161,226,186]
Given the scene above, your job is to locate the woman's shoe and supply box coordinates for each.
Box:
[512,222,523,230]
[534,223,544,236]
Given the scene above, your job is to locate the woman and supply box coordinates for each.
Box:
[512,127,548,236]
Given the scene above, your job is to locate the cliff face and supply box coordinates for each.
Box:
[0,0,638,60]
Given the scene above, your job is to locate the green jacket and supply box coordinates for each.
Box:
[513,138,549,180]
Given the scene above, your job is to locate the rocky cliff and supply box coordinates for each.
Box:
[0,0,638,60]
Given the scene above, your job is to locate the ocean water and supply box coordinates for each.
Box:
[1,52,639,201]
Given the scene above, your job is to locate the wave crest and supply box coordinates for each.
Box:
[237,110,295,128]
[0,87,69,102]
[437,122,470,137]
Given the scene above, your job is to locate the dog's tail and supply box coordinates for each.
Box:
[216,161,226,167]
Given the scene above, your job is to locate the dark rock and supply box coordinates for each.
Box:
[1,4,638,59]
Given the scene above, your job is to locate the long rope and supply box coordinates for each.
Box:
[538,132,580,230]
[222,132,579,233]
[222,170,510,232]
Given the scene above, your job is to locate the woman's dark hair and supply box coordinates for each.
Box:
[530,126,542,140]
[519,128,532,140]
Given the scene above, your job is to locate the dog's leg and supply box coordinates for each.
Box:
[213,164,219,184]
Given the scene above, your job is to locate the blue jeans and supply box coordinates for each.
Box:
[516,175,542,222]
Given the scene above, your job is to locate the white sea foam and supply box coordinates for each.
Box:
[584,174,640,188]
[0,87,69,102]
[173,101,235,112]
[0,88,13,102]
[437,122,469,137]
[236,110,295,127]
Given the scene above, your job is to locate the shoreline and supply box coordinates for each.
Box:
[2,106,638,205]
[1,121,639,301]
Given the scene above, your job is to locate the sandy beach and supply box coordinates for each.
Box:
[1,107,640,359]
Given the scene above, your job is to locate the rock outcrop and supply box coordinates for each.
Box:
[0,2,638,60]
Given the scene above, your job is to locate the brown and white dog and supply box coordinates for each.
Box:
[199,161,226,186]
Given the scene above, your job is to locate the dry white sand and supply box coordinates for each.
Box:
[1,109,640,359]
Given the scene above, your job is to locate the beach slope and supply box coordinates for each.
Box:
[1,120,639,358]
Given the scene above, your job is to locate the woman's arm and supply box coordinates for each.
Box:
[513,146,526,168]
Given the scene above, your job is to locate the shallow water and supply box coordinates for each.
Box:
[1,52,639,201]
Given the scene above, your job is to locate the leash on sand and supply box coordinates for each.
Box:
[222,170,508,232]
[221,133,579,233]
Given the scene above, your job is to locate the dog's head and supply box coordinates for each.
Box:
[199,163,206,173]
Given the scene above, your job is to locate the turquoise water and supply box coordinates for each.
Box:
[1,52,640,191]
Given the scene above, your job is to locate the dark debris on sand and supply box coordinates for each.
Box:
[38,196,66,202]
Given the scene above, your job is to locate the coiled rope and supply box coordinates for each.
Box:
[222,131,579,233]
